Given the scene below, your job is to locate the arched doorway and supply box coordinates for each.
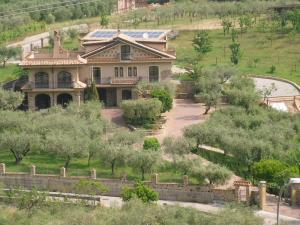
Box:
[35,94,51,110]
[57,93,73,108]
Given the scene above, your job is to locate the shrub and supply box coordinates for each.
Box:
[252,159,299,193]
[143,137,160,151]
[151,88,173,113]
[0,88,24,111]
[122,98,162,126]
[121,181,159,203]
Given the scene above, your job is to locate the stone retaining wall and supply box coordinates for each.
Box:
[0,165,236,204]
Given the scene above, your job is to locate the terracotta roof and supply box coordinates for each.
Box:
[20,54,87,66]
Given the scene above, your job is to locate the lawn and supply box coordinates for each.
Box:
[0,64,20,83]
[169,30,300,85]
[0,151,197,184]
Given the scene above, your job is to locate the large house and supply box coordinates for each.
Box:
[20,29,176,110]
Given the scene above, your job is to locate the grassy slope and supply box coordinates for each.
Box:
[0,64,19,83]
[0,150,197,184]
[169,29,300,84]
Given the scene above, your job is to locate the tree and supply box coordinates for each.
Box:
[229,42,241,65]
[143,137,160,151]
[86,82,99,102]
[193,30,212,56]
[129,149,161,181]
[74,179,108,199]
[163,136,192,158]
[100,129,143,175]
[121,181,159,203]
[221,17,232,36]
[0,46,21,67]
[67,29,79,40]
[150,87,173,112]
[0,88,24,111]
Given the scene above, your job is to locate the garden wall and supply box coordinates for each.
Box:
[0,165,236,204]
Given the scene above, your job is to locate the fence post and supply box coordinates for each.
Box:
[60,167,66,178]
[183,175,189,186]
[90,168,96,179]
[291,184,297,207]
[259,181,267,210]
[151,173,159,185]
[0,163,5,175]
[30,165,36,176]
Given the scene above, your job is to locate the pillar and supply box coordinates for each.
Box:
[75,92,81,106]
[30,165,36,176]
[183,175,189,186]
[259,181,267,210]
[60,167,66,178]
[151,173,159,185]
[91,168,96,179]
[246,186,250,205]
[291,184,297,207]
[0,163,5,175]
[235,185,240,203]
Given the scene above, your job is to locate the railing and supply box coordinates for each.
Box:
[34,82,49,88]
[57,82,73,88]
[120,53,133,61]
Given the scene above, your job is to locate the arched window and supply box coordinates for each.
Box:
[57,71,72,88]
[149,66,159,82]
[35,72,49,88]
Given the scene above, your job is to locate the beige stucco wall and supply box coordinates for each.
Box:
[79,62,172,84]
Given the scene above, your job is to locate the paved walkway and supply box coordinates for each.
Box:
[155,99,212,141]
[253,77,300,97]
[100,196,300,225]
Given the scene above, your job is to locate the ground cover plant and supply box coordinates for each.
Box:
[0,199,264,225]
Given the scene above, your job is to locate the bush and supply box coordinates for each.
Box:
[252,159,299,193]
[143,137,160,151]
[151,88,173,113]
[122,98,162,126]
[0,88,24,111]
[121,181,159,203]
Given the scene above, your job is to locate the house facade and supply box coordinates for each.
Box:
[20,29,176,110]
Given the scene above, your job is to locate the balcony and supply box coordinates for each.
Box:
[57,82,74,88]
[25,82,74,89]
[120,53,133,61]
[35,82,49,89]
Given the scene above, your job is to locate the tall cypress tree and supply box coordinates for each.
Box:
[86,82,100,101]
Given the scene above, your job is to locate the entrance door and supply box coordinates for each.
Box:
[122,89,132,100]
[98,88,107,105]
[106,88,117,107]
[35,94,51,110]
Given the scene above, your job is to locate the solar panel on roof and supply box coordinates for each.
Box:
[90,30,165,39]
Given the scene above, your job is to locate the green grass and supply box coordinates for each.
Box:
[0,64,20,83]
[0,151,197,184]
[169,30,300,85]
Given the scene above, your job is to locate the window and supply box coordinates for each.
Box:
[35,72,49,88]
[149,66,159,82]
[92,67,101,84]
[115,67,124,78]
[121,45,131,60]
[57,71,72,88]
[128,67,137,77]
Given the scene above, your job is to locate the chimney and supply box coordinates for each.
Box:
[53,30,62,57]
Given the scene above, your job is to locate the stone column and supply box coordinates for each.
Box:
[60,167,66,178]
[75,92,81,106]
[259,181,267,210]
[30,165,36,176]
[151,173,159,185]
[183,175,189,187]
[91,169,97,179]
[291,184,297,207]
[246,186,250,205]
[234,185,240,203]
[0,163,5,175]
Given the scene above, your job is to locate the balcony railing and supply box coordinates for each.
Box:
[119,53,133,61]
[35,82,49,88]
[57,82,73,88]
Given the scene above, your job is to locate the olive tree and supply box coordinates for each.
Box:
[0,88,24,111]
[0,46,21,67]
